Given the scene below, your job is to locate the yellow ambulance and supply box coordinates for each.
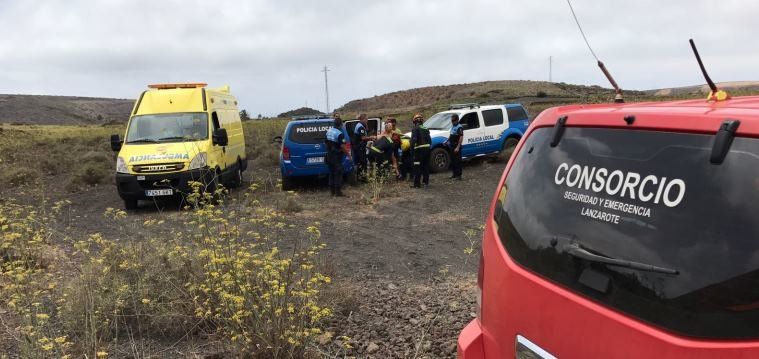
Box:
[110,83,246,209]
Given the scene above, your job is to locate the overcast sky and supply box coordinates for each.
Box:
[0,0,757,116]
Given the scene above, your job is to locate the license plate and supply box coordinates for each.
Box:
[145,189,173,197]
[307,157,324,164]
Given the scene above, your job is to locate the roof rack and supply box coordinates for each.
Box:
[148,83,207,89]
[448,103,480,110]
[291,114,330,120]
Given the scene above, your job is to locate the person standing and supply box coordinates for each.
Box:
[351,113,374,181]
[386,118,407,180]
[325,117,350,196]
[410,113,431,188]
[444,113,464,180]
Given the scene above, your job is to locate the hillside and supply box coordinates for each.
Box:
[647,80,759,96]
[335,79,759,122]
[0,94,134,125]
[277,106,324,118]
[335,80,631,118]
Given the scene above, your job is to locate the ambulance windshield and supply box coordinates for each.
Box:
[126,113,209,143]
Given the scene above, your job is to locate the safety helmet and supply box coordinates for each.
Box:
[412,113,424,124]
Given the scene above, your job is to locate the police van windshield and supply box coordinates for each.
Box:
[423,112,456,130]
[495,126,759,339]
[288,121,334,144]
[126,113,209,143]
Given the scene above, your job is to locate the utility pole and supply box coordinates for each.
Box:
[321,66,330,114]
[549,56,553,82]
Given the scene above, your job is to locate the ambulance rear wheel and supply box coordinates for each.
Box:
[229,161,243,188]
[124,199,138,210]
[430,147,450,173]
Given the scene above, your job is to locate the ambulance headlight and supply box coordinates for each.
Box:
[189,152,207,170]
[116,157,129,174]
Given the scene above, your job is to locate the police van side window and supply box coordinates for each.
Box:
[460,112,480,130]
[482,109,504,127]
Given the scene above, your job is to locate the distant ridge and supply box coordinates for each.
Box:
[278,107,324,118]
[335,80,624,117]
[0,94,134,125]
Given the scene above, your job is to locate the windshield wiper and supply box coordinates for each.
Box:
[126,138,158,144]
[563,243,679,275]
[157,136,191,142]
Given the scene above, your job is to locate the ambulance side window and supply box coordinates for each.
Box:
[212,112,221,130]
[460,112,480,130]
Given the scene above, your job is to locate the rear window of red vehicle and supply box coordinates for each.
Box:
[495,125,759,339]
[288,122,332,144]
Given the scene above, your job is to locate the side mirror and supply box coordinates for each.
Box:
[213,128,229,146]
[110,134,122,152]
[273,136,283,145]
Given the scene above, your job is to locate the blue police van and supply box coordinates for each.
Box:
[411,103,530,172]
[278,118,355,190]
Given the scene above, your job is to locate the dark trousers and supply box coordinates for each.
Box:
[413,147,430,187]
[353,144,367,179]
[451,148,462,178]
[327,155,344,193]
[399,150,412,180]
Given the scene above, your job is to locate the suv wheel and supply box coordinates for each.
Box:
[429,147,450,173]
[281,175,296,191]
[124,199,138,210]
[499,137,520,161]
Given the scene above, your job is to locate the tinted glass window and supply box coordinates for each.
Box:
[460,112,480,130]
[495,126,759,338]
[424,112,455,130]
[482,109,504,127]
[506,106,528,121]
[287,122,333,144]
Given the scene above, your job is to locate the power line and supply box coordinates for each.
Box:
[566,0,599,61]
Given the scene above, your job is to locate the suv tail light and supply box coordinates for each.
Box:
[476,249,484,322]
[282,145,290,161]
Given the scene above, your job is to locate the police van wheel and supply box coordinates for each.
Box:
[429,148,450,173]
[281,176,296,191]
[124,199,138,210]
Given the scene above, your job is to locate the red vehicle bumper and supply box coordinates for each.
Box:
[457,319,485,358]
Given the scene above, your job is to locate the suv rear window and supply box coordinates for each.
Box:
[506,106,528,121]
[287,122,333,144]
[495,126,759,339]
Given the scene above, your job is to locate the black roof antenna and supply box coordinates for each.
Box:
[689,39,730,102]
[566,0,623,103]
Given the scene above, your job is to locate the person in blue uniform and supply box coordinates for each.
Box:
[444,113,464,180]
[410,113,431,188]
[351,113,374,181]
[325,117,350,196]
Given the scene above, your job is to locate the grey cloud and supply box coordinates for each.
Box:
[0,0,757,115]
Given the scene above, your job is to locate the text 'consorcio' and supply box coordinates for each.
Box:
[554,162,685,208]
